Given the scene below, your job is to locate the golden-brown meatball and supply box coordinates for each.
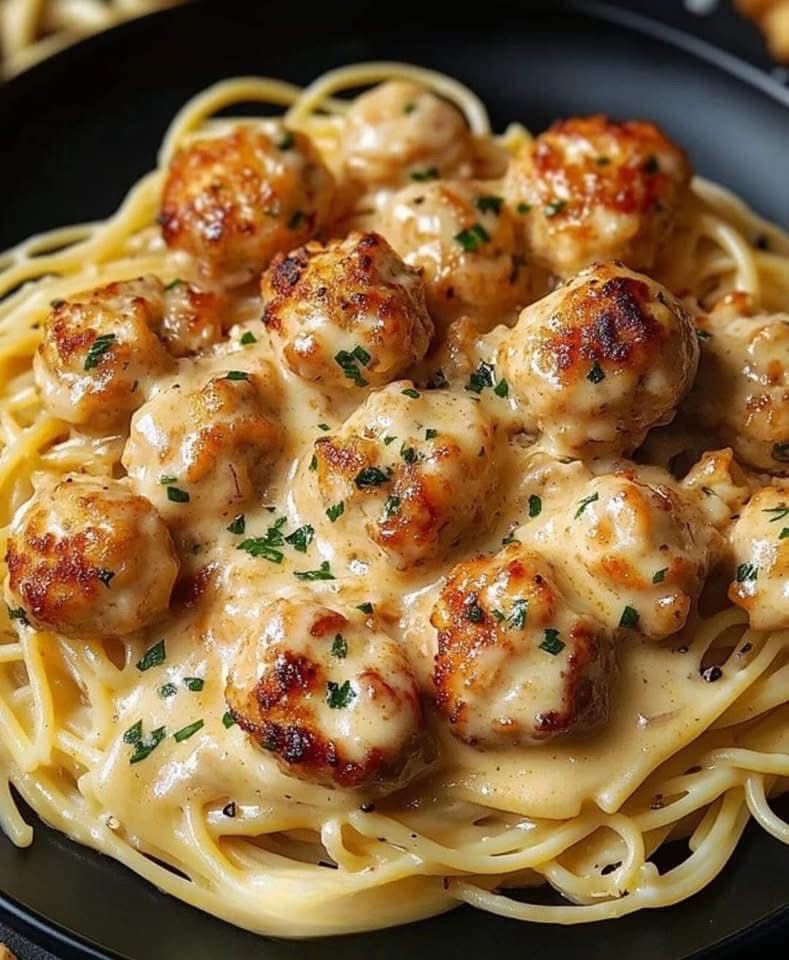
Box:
[225,598,424,790]
[504,115,691,277]
[122,371,282,529]
[431,545,613,748]
[34,277,174,431]
[542,470,719,640]
[728,486,789,630]
[314,382,498,569]
[341,80,473,188]
[261,231,433,388]
[378,180,544,331]
[160,125,335,281]
[495,262,699,457]
[689,293,789,473]
[4,476,177,637]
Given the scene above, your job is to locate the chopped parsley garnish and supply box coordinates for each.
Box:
[288,210,305,229]
[294,561,335,581]
[166,486,190,503]
[595,156,611,166]
[404,101,417,114]
[123,720,143,744]
[309,454,318,471]
[355,466,390,488]
[326,502,345,523]
[356,602,374,615]
[136,639,166,672]
[7,606,29,626]
[326,680,355,709]
[528,494,542,518]
[492,609,505,623]
[539,629,565,655]
[574,492,599,519]
[164,278,184,291]
[401,387,421,399]
[736,562,758,582]
[516,202,532,214]
[174,719,204,743]
[240,331,257,346]
[543,199,567,217]
[285,524,314,553]
[410,166,439,182]
[96,568,115,588]
[222,711,237,729]
[335,346,371,387]
[587,363,605,384]
[318,422,331,431]
[237,517,287,564]
[184,677,204,692]
[643,154,660,174]
[619,606,640,629]
[159,683,178,699]
[781,528,789,540]
[507,599,529,630]
[224,370,249,381]
[652,568,667,584]
[400,445,418,464]
[696,328,712,341]
[475,195,503,214]
[278,130,295,150]
[763,504,789,523]
[383,495,401,518]
[494,378,509,398]
[84,333,116,371]
[464,598,485,623]
[159,475,177,485]
[454,223,491,252]
[383,435,397,445]
[425,428,438,440]
[331,634,348,658]
[465,361,496,394]
[227,514,246,535]
[129,725,167,764]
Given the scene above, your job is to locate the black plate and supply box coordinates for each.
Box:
[0,2,787,957]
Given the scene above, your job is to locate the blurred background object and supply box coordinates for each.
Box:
[735,0,789,60]
[0,0,182,77]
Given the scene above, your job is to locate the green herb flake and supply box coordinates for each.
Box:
[587,363,605,384]
[331,634,348,659]
[383,495,401,518]
[6,606,29,626]
[317,422,331,432]
[164,278,184,291]
[383,435,397,446]
[619,606,640,629]
[404,102,417,114]
[400,445,418,464]
[335,346,370,387]
[159,474,177,485]
[166,486,190,503]
[227,514,245,535]
[574,492,599,519]
[326,502,345,523]
[410,166,439,182]
[425,428,438,440]
[475,195,503,215]
[129,726,166,764]
[240,331,257,346]
[539,629,565,655]
[96,568,115,588]
[596,156,611,166]
[222,711,237,729]
[173,719,204,743]
[696,328,712,341]
[123,720,143,744]
[159,683,178,699]
[326,679,356,709]
[284,524,314,553]
[465,361,496,395]
[184,677,204,692]
[528,494,542,518]
[354,466,390,488]
[224,370,249,381]
[652,568,667,584]
[309,454,318,472]
[494,378,509,398]
[507,598,529,630]
[780,527,789,540]
[736,562,758,583]
[543,199,567,217]
[454,222,491,252]
[278,130,295,150]
[136,639,166,672]
[356,602,374,615]
[237,534,284,564]
[83,333,116,371]
[516,202,532,214]
[401,387,421,399]
[294,561,335,582]
[464,598,485,623]
[763,504,789,523]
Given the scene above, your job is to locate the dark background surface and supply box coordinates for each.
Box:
[0,1,786,957]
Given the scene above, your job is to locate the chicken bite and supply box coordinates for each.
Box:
[313,382,498,569]
[261,231,433,388]
[341,80,473,188]
[5,475,177,637]
[225,598,424,790]
[378,180,543,331]
[728,486,789,631]
[160,125,335,281]
[689,293,789,473]
[495,262,699,458]
[504,114,691,277]
[122,371,282,529]
[431,545,613,748]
